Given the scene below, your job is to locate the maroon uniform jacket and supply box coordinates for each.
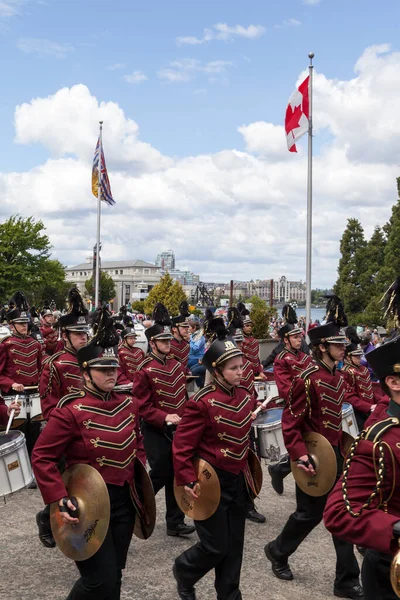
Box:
[32,387,146,505]
[324,401,400,554]
[173,381,258,486]
[117,342,145,383]
[39,325,59,356]
[283,361,359,461]
[0,334,42,393]
[132,353,188,430]
[274,348,314,401]
[341,362,380,413]
[169,337,190,371]
[242,335,263,376]
[39,346,82,421]
[240,357,256,398]
[0,396,8,425]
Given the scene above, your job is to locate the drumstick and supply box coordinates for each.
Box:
[253,395,274,416]
[5,393,18,434]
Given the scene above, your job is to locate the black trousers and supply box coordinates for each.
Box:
[18,418,41,457]
[272,483,360,588]
[141,421,184,528]
[66,484,135,600]
[362,549,396,600]
[175,469,247,600]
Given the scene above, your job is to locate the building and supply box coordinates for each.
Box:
[155,250,175,271]
[65,259,162,311]
[155,249,200,287]
[207,276,306,305]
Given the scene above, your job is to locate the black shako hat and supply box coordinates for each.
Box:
[77,307,119,369]
[278,323,303,339]
[6,291,30,323]
[345,342,363,357]
[366,335,400,379]
[58,287,89,332]
[171,301,191,327]
[308,323,347,346]
[202,318,242,372]
[145,302,173,342]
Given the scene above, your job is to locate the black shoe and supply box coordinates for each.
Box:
[268,464,284,495]
[246,508,266,523]
[264,542,293,581]
[36,511,56,548]
[333,584,364,599]
[167,523,196,537]
[27,478,37,490]
[173,564,196,600]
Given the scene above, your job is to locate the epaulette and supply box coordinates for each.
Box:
[277,350,287,360]
[300,364,319,380]
[57,390,85,409]
[364,416,400,443]
[192,384,215,402]
[137,355,153,370]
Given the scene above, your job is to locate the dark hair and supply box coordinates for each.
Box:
[312,345,324,361]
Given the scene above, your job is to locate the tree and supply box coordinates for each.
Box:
[248,296,277,339]
[334,218,366,321]
[144,273,187,316]
[131,300,145,313]
[0,215,69,307]
[85,271,116,305]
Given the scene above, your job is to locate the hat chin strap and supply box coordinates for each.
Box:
[215,367,233,389]
[323,342,336,364]
[153,340,169,358]
[86,369,107,396]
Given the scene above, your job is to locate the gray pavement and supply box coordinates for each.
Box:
[0,470,362,600]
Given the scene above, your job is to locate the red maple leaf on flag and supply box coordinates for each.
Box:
[285,76,309,152]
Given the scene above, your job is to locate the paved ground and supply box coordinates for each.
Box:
[0,468,362,600]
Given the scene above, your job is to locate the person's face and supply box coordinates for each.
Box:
[84,367,118,392]
[325,343,346,363]
[44,314,55,326]
[385,374,400,397]
[178,325,190,341]
[189,323,196,334]
[64,331,89,350]
[125,335,137,347]
[350,354,362,367]
[151,339,171,355]
[243,323,252,335]
[219,356,243,387]
[286,333,303,351]
[13,322,28,336]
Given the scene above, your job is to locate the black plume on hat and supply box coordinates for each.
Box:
[324,294,348,328]
[237,301,250,317]
[67,287,88,317]
[228,306,243,331]
[282,304,297,324]
[119,305,127,317]
[11,291,29,312]
[93,307,120,348]
[345,326,361,345]
[382,276,400,327]
[205,308,213,321]
[30,306,40,319]
[179,301,190,318]
[152,302,171,326]
[123,314,134,327]
[209,316,229,340]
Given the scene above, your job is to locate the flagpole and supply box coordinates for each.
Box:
[94,121,103,309]
[305,53,314,335]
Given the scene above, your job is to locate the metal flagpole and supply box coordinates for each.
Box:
[94,121,103,309]
[305,53,314,335]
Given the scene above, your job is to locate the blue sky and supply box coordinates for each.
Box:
[1,0,400,287]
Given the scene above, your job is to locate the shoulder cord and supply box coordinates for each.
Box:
[288,376,311,418]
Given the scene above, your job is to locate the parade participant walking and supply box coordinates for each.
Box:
[268,306,314,495]
[341,342,378,429]
[118,324,145,383]
[324,335,400,600]
[264,321,363,599]
[132,303,195,537]
[32,308,147,600]
[172,318,260,600]
[37,287,90,548]
[170,301,191,371]
[40,306,59,356]
[0,292,43,459]
[237,302,267,380]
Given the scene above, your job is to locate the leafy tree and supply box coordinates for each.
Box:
[248,296,277,339]
[334,218,366,320]
[29,260,70,308]
[144,273,187,316]
[131,300,145,313]
[85,271,116,305]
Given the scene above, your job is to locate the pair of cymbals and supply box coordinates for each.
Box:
[290,432,337,497]
[174,458,221,521]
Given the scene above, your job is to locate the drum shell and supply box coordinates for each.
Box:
[3,395,28,428]
[0,431,34,495]
[251,408,286,463]
[342,403,359,438]
[29,393,44,422]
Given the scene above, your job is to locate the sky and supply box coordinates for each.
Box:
[1,0,400,289]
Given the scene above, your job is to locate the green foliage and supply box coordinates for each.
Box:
[248,296,277,339]
[334,218,366,319]
[131,300,145,313]
[85,271,116,305]
[0,215,68,307]
[189,307,203,317]
[144,273,187,316]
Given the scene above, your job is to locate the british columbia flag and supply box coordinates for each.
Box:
[92,135,116,206]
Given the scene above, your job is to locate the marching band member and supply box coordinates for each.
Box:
[117,324,145,383]
[32,308,146,600]
[170,301,191,371]
[237,302,267,381]
[172,318,259,600]
[341,342,378,429]
[132,303,195,537]
[264,321,363,599]
[40,306,59,356]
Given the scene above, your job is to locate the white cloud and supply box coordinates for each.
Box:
[106,63,126,71]
[158,58,233,83]
[2,45,400,288]
[275,18,302,28]
[176,23,265,46]
[124,71,148,84]
[0,0,22,18]
[17,37,74,58]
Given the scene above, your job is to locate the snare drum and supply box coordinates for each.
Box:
[254,381,266,401]
[3,395,28,428]
[0,431,34,495]
[186,378,199,399]
[342,402,359,438]
[252,408,286,463]
[265,381,278,398]
[29,393,44,421]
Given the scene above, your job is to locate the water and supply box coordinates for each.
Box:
[296,307,326,323]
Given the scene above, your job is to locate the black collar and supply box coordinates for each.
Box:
[83,385,111,401]
[150,351,167,366]
[214,378,235,397]
[285,346,298,357]
[317,359,335,375]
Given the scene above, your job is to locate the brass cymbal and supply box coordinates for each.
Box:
[341,431,355,458]
[132,459,156,540]
[174,458,221,521]
[290,432,337,497]
[391,550,400,598]
[247,448,263,497]
[50,464,110,561]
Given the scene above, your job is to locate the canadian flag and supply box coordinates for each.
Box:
[285,76,309,152]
